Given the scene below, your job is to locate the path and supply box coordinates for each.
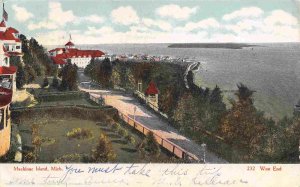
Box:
[79,86,227,163]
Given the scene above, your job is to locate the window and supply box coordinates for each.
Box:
[16,46,20,49]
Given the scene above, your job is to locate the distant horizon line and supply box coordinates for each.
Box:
[43,41,300,46]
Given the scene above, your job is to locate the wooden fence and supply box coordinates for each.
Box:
[117,111,198,161]
[89,93,199,162]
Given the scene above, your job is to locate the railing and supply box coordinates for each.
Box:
[89,92,199,161]
[117,111,199,161]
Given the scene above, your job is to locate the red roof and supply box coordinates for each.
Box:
[49,48,64,53]
[51,57,66,65]
[50,48,105,60]
[0,20,5,27]
[65,41,75,46]
[0,87,12,107]
[7,27,19,34]
[0,27,21,42]
[0,66,17,75]
[145,81,159,95]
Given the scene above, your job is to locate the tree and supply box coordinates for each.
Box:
[51,76,59,88]
[33,63,45,77]
[59,62,78,91]
[84,58,96,78]
[16,63,27,89]
[137,132,161,158]
[173,92,201,133]
[19,34,29,54]
[42,77,49,88]
[91,134,116,162]
[219,83,266,161]
[132,62,153,83]
[206,86,227,132]
[111,68,121,87]
[21,35,53,76]
[24,64,37,83]
[59,79,68,91]
[31,124,41,162]
[10,56,27,89]
[99,58,113,88]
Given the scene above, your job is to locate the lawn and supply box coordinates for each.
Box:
[12,76,174,163]
[16,112,170,163]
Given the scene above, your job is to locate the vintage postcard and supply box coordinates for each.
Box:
[0,0,299,186]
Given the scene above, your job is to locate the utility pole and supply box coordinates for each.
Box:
[299,139,300,161]
[201,143,206,163]
[133,106,137,121]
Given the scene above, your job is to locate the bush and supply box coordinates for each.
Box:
[125,134,135,144]
[23,151,36,163]
[66,128,93,139]
[90,133,116,162]
[137,132,161,158]
[118,128,127,137]
[112,123,121,131]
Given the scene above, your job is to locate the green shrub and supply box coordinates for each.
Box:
[125,134,135,144]
[66,128,93,139]
[118,128,127,137]
[90,133,116,162]
[112,123,121,131]
[137,132,161,158]
[23,151,36,163]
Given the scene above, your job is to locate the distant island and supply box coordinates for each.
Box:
[168,43,259,49]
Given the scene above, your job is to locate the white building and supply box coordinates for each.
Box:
[0,19,21,95]
[0,20,22,58]
[49,40,105,68]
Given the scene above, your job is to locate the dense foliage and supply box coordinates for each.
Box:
[84,58,300,163]
[11,35,57,89]
[84,58,112,88]
[58,62,78,91]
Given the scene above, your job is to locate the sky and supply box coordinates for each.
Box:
[4,0,300,45]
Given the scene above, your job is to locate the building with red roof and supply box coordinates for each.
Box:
[48,39,105,68]
[0,20,22,58]
[0,16,19,157]
[145,81,159,95]
[0,23,17,95]
[136,80,159,110]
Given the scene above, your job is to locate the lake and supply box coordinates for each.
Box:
[54,43,300,119]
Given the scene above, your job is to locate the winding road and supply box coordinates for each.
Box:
[78,70,227,163]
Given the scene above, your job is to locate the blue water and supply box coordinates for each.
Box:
[54,43,300,118]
